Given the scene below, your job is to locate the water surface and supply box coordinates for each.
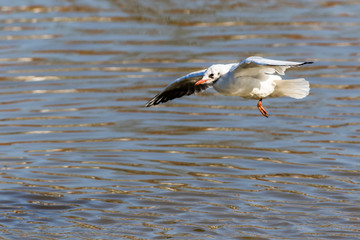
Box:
[0,0,359,239]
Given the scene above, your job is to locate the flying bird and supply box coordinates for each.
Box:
[145,56,312,117]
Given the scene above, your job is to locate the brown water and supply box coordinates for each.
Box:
[0,0,359,239]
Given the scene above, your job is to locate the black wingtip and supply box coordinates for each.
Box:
[145,94,161,107]
[302,61,314,65]
[145,100,155,107]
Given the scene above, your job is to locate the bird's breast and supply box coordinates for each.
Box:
[214,74,278,99]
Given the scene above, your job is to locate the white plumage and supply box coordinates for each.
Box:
[146,56,313,117]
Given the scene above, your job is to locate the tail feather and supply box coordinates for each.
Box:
[272,78,310,99]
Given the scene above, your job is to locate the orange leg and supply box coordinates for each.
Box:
[257,98,269,118]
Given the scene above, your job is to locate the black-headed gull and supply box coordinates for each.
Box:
[146,56,313,117]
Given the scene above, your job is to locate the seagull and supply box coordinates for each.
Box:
[145,56,313,117]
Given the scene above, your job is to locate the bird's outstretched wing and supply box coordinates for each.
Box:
[233,56,313,77]
[145,69,211,107]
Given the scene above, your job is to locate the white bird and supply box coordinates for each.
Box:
[145,56,313,117]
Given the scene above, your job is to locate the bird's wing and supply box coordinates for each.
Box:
[145,69,211,107]
[233,56,313,77]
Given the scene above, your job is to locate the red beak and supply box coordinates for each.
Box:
[195,78,209,86]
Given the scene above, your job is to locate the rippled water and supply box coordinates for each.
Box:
[0,0,359,239]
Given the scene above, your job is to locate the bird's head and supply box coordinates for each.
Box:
[195,64,224,86]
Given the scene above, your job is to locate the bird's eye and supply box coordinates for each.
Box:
[209,73,214,78]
